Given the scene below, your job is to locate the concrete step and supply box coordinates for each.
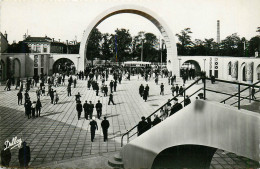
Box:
[108,153,124,168]
[114,153,123,162]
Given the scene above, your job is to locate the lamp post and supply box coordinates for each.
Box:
[178,58,182,76]
[77,56,80,73]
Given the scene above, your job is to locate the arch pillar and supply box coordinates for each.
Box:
[231,61,238,80]
[245,62,253,83]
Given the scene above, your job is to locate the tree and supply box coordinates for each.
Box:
[110,28,132,62]
[220,33,242,56]
[101,33,112,66]
[8,41,29,53]
[143,32,159,61]
[86,28,102,65]
[248,35,260,56]
[175,28,193,55]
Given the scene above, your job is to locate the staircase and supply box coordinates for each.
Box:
[108,153,124,168]
[107,77,260,168]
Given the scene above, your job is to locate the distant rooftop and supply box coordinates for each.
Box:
[24,36,52,43]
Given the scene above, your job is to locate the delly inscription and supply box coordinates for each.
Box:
[4,136,22,151]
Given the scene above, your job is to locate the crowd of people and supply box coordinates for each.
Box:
[1,64,205,167]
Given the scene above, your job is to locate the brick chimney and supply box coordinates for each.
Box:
[4,31,7,40]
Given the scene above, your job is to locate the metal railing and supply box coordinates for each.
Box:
[121,77,260,147]
[121,77,203,147]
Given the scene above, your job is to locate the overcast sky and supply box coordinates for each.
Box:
[0,0,259,43]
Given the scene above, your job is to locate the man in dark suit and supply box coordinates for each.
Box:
[88,101,94,119]
[101,117,110,142]
[83,100,89,119]
[137,116,148,136]
[1,144,11,167]
[76,101,83,120]
[108,93,115,105]
[18,142,30,167]
[17,91,23,105]
[89,117,98,142]
[96,100,103,119]
[170,98,183,116]
[109,80,114,93]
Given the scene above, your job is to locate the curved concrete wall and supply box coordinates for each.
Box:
[79,4,178,73]
[121,100,260,168]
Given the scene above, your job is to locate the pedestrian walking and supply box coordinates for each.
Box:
[96,83,99,96]
[50,89,54,104]
[36,99,42,117]
[88,101,94,119]
[108,93,116,105]
[104,85,108,97]
[83,100,89,119]
[101,117,110,142]
[73,78,77,88]
[1,144,11,167]
[31,101,36,118]
[109,80,114,93]
[75,92,81,102]
[96,100,102,119]
[252,87,256,100]
[89,117,98,142]
[114,80,117,92]
[54,91,59,104]
[25,99,32,119]
[139,84,144,97]
[179,86,184,96]
[67,85,71,96]
[76,101,83,120]
[143,89,148,102]
[145,84,150,96]
[18,142,31,167]
[175,84,179,95]
[160,83,164,95]
[17,90,23,105]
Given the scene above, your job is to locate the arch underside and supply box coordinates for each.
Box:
[182,60,201,72]
[79,4,178,73]
[53,58,75,74]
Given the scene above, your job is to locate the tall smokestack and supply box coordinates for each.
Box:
[217,20,220,43]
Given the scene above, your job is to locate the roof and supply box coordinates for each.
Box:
[24,36,52,43]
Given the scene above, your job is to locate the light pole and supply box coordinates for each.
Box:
[77,56,80,73]
[178,58,182,76]
[141,40,143,62]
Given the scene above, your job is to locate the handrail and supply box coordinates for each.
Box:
[120,77,260,147]
[121,77,203,147]
[205,88,260,101]
[219,80,260,103]
[230,90,260,105]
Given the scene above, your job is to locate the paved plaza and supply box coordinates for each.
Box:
[0,75,259,168]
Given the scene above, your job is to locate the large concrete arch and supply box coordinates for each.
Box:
[79,4,178,74]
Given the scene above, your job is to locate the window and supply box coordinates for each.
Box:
[214,70,218,78]
[43,44,48,53]
[34,68,38,76]
[36,45,41,53]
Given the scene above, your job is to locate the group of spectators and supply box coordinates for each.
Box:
[139,84,150,102]
[137,96,191,136]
